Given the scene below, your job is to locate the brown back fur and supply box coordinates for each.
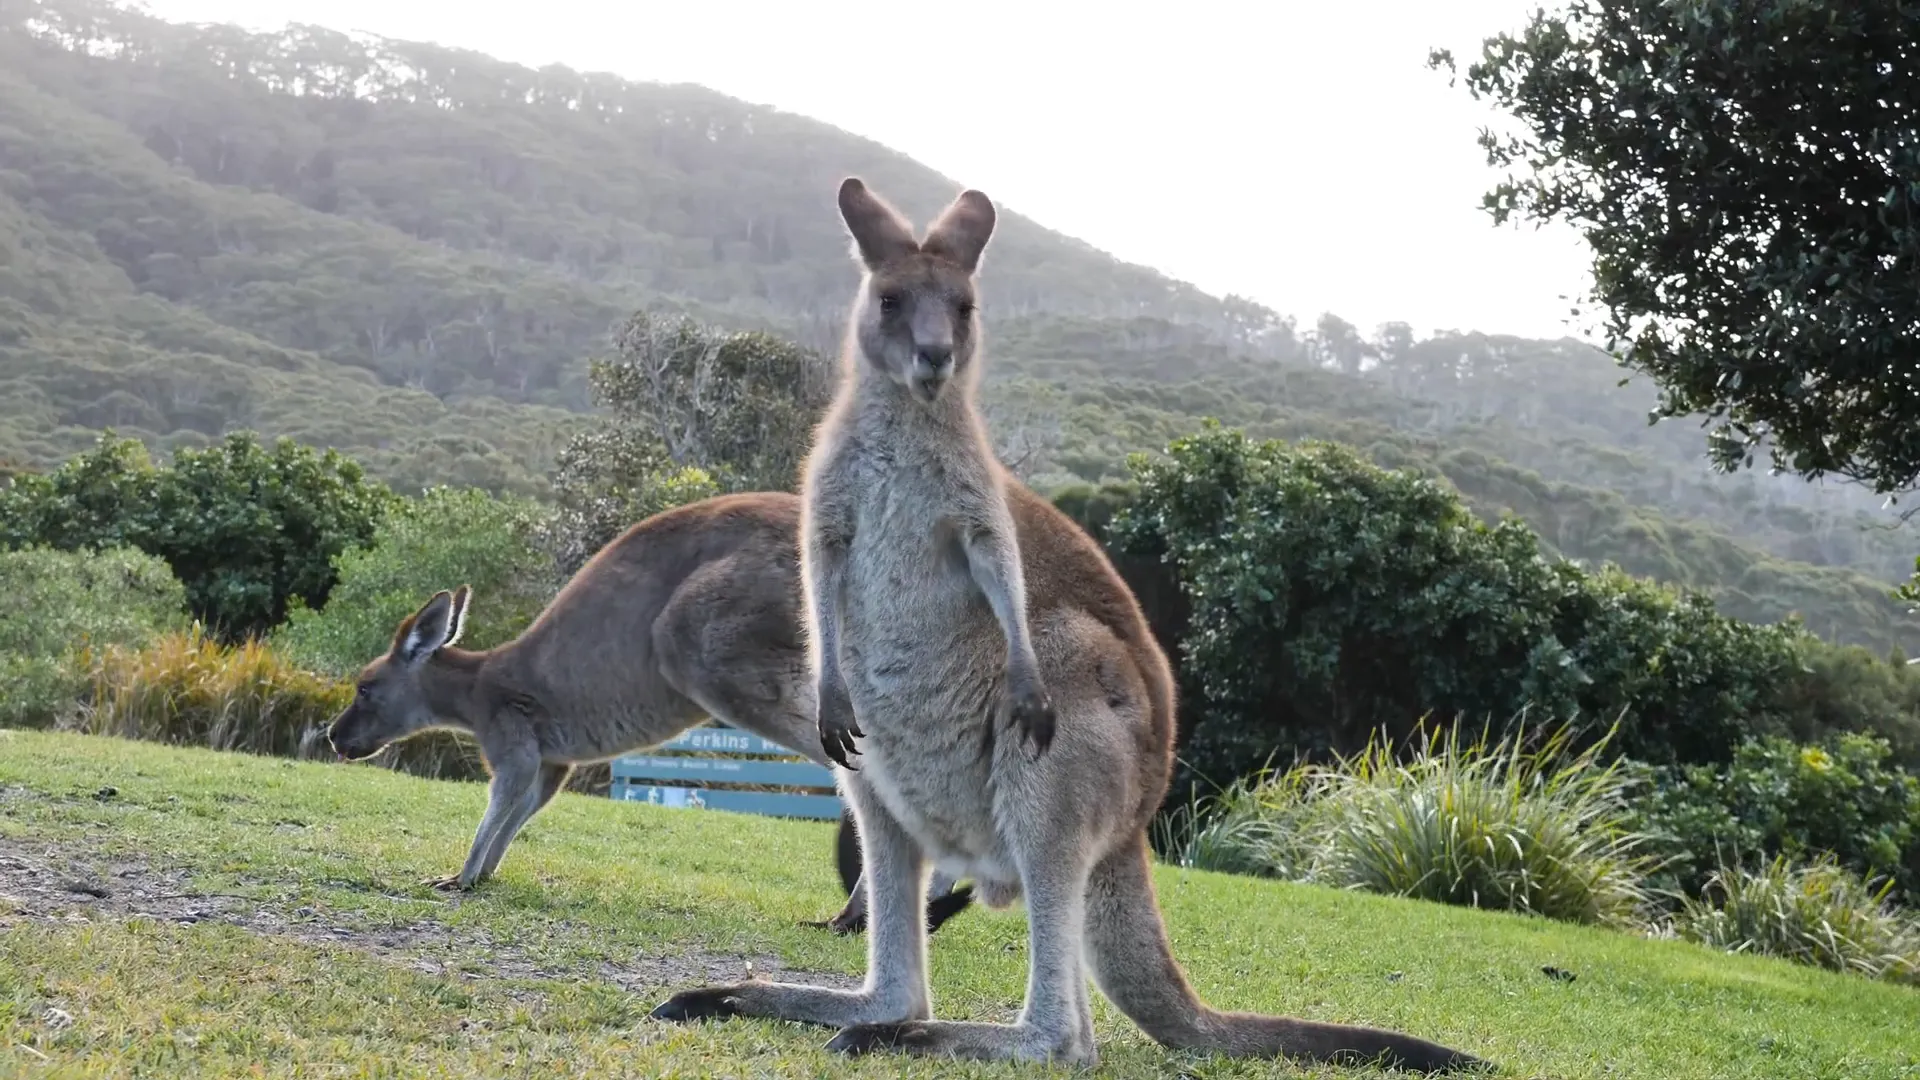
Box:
[329,493,815,770]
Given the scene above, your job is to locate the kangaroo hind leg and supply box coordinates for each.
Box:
[825,804,1098,1065]
[651,778,935,1029]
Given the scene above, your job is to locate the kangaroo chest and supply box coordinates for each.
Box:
[827,443,1008,859]
[837,453,1003,698]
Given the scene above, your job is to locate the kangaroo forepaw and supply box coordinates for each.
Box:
[825,1021,935,1056]
[820,724,863,771]
[809,883,971,937]
[649,986,747,1023]
[818,695,865,770]
[1008,683,1056,755]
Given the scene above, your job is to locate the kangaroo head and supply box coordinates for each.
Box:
[837,177,998,404]
[326,585,471,761]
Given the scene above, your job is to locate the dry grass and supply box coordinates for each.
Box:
[70,624,486,781]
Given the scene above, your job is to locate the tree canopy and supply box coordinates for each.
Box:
[0,431,397,638]
[1438,0,1920,493]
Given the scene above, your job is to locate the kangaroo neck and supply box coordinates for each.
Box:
[418,646,491,731]
[843,365,982,441]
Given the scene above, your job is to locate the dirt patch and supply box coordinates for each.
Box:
[0,833,857,999]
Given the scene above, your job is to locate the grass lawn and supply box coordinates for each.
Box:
[0,729,1915,1079]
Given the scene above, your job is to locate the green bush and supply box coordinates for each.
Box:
[1109,423,1817,792]
[1775,638,1920,767]
[0,431,399,639]
[0,545,187,727]
[1676,856,1920,985]
[1549,564,1808,764]
[539,310,815,578]
[274,486,556,676]
[589,312,834,495]
[1153,770,1315,882]
[1630,733,1920,903]
[538,459,722,578]
[1158,721,1658,929]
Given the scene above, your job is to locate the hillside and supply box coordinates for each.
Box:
[3,0,1918,652]
[5,730,1919,1078]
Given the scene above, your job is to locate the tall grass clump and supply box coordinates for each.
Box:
[1154,763,1322,879]
[75,625,485,781]
[1676,855,1920,984]
[79,624,350,755]
[1159,720,1659,928]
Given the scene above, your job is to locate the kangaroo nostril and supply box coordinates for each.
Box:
[916,348,953,369]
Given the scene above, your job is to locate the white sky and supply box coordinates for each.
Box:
[136,0,1595,342]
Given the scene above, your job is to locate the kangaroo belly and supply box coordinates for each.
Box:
[537,696,703,763]
[839,563,1012,865]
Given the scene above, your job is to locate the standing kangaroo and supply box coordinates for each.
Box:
[324,491,971,934]
[649,181,1489,1073]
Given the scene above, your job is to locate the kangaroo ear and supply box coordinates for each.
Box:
[838,177,918,270]
[395,589,463,665]
[444,584,472,649]
[921,188,997,274]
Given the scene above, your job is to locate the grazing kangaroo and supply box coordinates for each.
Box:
[649,180,1490,1073]
[323,491,972,934]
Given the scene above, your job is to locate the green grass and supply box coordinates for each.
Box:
[0,731,1915,1078]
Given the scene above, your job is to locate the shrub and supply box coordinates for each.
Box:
[1776,638,1920,767]
[1630,733,1920,903]
[538,310,824,577]
[539,459,722,579]
[1549,564,1808,765]
[1110,423,1817,794]
[0,545,187,727]
[1676,856,1920,984]
[76,625,483,781]
[590,311,833,495]
[1111,426,1565,786]
[0,431,399,639]
[275,486,556,676]
[1158,720,1658,928]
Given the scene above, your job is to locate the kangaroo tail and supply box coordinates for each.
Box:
[1083,837,1492,1074]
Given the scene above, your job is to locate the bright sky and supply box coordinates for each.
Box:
[138,0,1595,342]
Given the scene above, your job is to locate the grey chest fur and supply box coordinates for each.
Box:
[837,449,1001,696]
[826,437,1010,847]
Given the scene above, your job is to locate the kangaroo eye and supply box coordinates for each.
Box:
[355,685,370,699]
[878,293,902,313]
[955,301,976,319]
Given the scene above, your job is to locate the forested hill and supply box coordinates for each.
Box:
[4,0,1918,654]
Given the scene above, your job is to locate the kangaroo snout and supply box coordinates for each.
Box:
[326,707,377,761]
[911,349,953,401]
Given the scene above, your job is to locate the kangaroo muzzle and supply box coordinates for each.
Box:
[910,348,953,401]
